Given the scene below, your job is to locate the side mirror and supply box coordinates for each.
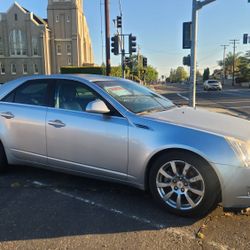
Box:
[86,99,110,114]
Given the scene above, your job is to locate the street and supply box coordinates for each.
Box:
[0,83,249,250]
[161,83,250,120]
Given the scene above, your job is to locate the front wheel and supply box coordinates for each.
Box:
[149,151,220,217]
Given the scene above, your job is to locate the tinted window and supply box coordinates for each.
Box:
[2,80,49,106]
[55,80,99,112]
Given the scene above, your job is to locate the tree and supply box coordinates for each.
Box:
[175,66,188,82]
[218,52,241,78]
[169,67,188,83]
[237,56,250,82]
[203,68,210,81]
[144,66,158,83]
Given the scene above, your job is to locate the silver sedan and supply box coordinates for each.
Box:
[0,74,249,217]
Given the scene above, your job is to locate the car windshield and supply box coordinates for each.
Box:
[95,80,175,114]
[208,80,218,83]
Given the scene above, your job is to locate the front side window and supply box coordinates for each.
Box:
[2,81,49,106]
[95,80,175,114]
[55,80,99,112]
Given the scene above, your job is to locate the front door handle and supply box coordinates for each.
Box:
[1,112,15,119]
[48,120,66,128]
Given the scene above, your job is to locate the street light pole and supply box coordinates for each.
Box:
[189,0,216,108]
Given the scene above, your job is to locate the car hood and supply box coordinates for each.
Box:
[145,106,250,141]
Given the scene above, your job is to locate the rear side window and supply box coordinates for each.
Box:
[1,80,49,107]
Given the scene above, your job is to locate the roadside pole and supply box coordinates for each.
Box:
[189,0,198,107]
[105,0,111,76]
[221,44,229,85]
[189,0,216,108]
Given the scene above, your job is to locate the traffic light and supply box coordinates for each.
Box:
[243,34,248,44]
[143,57,148,68]
[117,16,122,28]
[183,55,191,66]
[111,35,119,55]
[129,34,136,55]
[124,57,131,67]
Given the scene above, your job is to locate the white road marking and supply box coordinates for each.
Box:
[177,93,189,101]
[32,180,230,249]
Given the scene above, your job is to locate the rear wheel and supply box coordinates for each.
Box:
[0,143,7,172]
[149,151,220,217]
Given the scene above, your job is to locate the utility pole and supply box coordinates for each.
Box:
[189,0,216,108]
[221,44,229,85]
[105,0,111,76]
[229,39,239,86]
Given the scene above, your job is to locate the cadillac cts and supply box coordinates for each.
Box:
[0,74,249,217]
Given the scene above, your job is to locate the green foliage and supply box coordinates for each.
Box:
[237,56,250,82]
[61,66,104,75]
[203,68,210,81]
[61,66,122,77]
[169,67,188,83]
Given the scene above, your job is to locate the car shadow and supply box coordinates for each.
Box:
[0,165,212,242]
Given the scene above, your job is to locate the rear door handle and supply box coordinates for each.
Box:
[48,119,66,128]
[1,112,15,119]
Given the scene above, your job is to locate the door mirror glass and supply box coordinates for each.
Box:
[86,99,110,114]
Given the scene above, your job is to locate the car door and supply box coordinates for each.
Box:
[46,79,129,180]
[0,79,52,165]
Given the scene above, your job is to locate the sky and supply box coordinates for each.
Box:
[1,0,249,77]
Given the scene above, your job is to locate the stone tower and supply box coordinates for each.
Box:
[47,0,94,73]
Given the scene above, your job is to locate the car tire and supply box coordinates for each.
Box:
[0,143,7,173]
[149,151,220,217]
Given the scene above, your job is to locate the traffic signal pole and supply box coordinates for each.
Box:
[105,0,111,76]
[189,0,216,108]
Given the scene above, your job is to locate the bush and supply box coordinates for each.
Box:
[61,66,104,75]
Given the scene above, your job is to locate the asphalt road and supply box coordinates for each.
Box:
[161,83,250,120]
[0,84,250,249]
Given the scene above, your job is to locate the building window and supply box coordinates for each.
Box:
[66,16,70,23]
[0,37,3,56]
[23,64,28,74]
[67,44,71,55]
[56,15,59,23]
[32,37,39,56]
[9,29,27,56]
[11,64,17,75]
[67,57,72,65]
[0,64,5,75]
[14,14,18,21]
[57,44,62,55]
[33,64,39,74]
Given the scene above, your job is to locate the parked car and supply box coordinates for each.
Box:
[0,75,249,217]
[204,79,222,91]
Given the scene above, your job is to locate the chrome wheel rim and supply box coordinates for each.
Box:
[156,160,205,211]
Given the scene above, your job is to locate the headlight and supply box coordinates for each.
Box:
[226,137,250,167]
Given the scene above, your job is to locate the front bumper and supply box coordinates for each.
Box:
[214,163,250,208]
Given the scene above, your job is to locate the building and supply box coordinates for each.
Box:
[0,0,94,83]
